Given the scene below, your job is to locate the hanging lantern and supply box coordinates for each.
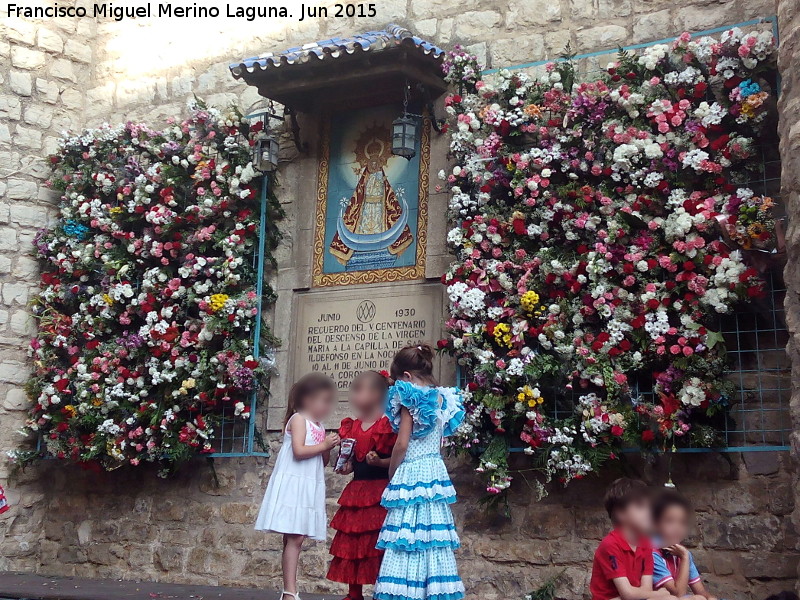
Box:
[392,114,418,160]
[253,131,280,172]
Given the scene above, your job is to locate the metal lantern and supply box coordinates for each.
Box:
[254,132,280,172]
[391,114,417,160]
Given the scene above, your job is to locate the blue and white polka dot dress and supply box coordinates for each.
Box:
[374,381,466,600]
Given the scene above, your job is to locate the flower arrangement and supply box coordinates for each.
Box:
[17,100,282,475]
[439,28,778,496]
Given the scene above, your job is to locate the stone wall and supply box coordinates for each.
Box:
[2,0,799,598]
[0,3,97,481]
[2,445,796,599]
[778,0,800,589]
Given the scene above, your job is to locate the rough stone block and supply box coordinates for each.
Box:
[738,552,800,578]
[220,501,258,524]
[700,514,781,550]
[576,25,629,52]
[36,28,64,53]
[0,226,18,250]
[64,39,92,63]
[5,19,37,45]
[9,71,33,96]
[454,11,502,40]
[12,255,39,280]
[10,202,48,225]
[506,0,561,26]
[0,95,23,120]
[743,451,781,475]
[61,88,82,111]
[23,104,53,128]
[11,46,46,70]
[35,79,60,104]
[0,359,30,384]
[155,545,186,571]
[675,3,738,32]
[48,58,77,82]
[491,36,545,67]
[9,310,34,336]
[633,10,673,44]
[152,500,187,522]
[0,124,11,145]
[2,388,28,411]
[241,550,282,576]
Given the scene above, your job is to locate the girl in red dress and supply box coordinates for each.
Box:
[327,370,396,600]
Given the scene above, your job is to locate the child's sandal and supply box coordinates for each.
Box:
[281,591,301,600]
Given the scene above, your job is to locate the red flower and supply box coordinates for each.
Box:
[641,430,655,443]
[611,425,624,437]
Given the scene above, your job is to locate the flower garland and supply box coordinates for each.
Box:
[17,100,283,475]
[439,28,778,496]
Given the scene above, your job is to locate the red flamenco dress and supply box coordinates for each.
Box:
[327,416,396,587]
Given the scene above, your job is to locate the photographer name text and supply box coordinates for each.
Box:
[7,2,377,22]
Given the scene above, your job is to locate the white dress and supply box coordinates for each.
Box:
[254,413,328,541]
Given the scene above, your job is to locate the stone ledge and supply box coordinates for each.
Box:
[0,572,329,600]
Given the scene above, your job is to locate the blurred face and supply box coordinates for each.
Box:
[349,378,384,414]
[617,498,653,536]
[304,389,336,422]
[657,504,690,546]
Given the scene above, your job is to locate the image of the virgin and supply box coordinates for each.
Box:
[329,130,413,265]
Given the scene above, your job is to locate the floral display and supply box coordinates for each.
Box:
[439,28,778,496]
[18,100,282,474]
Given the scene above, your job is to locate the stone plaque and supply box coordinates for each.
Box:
[292,283,443,394]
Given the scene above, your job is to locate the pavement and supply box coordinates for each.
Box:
[0,573,331,600]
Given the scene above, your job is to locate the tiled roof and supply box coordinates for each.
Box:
[229,24,444,78]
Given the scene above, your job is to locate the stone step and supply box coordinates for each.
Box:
[0,573,331,600]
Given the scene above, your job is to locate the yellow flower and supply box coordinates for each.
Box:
[63,405,77,418]
[517,385,544,407]
[209,293,229,313]
[109,206,124,216]
[493,323,513,348]
[520,290,540,314]
[92,398,103,407]
[102,294,114,305]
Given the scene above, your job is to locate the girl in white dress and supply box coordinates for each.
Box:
[255,373,341,600]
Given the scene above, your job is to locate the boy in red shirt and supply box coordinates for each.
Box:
[590,478,677,600]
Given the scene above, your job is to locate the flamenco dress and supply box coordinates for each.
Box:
[327,416,397,585]
[374,381,466,600]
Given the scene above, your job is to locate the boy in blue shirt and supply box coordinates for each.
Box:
[652,489,718,600]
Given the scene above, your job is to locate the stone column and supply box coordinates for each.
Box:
[779,0,800,589]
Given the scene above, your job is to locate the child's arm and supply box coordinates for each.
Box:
[613,576,675,600]
[366,450,390,469]
[663,545,691,596]
[388,407,412,478]
[290,418,339,460]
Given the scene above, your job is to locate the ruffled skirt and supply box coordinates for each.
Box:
[374,456,464,600]
[327,478,388,585]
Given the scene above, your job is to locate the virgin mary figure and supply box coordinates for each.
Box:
[329,124,413,266]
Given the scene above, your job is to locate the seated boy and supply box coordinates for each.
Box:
[590,478,678,600]
[652,489,718,600]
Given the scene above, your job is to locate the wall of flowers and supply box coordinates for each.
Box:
[439,28,780,496]
[21,101,282,475]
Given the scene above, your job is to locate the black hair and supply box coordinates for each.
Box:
[653,488,692,522]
